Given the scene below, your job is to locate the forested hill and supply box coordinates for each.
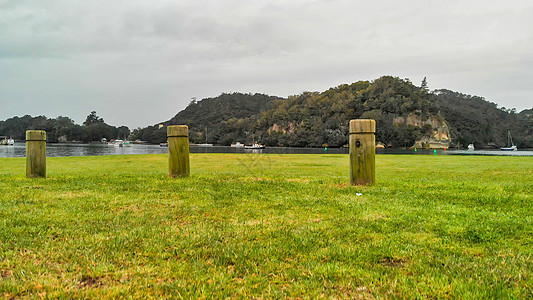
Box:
[4,76,529,148]
[133,93,280,144]
[431,90,532,148]
[135,76,532,148]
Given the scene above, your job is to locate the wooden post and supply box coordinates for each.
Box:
[349,119,376,185]
[26,130,47,178]
[167,125,190,178]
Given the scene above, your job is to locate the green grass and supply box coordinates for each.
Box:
[0,153,532,298]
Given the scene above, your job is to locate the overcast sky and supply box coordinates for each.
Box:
[1,0,532,129]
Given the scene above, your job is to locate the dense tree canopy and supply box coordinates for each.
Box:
[83,111,105,126]
[133,93,279,144]
[134,76,445,147]
[432,90,533,148]
[0,112,129,143]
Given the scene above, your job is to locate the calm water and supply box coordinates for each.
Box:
[1,143,533,158]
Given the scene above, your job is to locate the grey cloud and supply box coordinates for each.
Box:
[1,0,532,128]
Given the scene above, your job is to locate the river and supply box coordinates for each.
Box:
[1,143,532,158]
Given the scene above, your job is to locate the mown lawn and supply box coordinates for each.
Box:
[0,153,532,298]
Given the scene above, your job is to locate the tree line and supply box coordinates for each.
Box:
[135,76,532,148]
[2,76,532,148]
[0,111,130,143]
[133,77,451,148]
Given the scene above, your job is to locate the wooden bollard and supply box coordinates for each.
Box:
[349,119,376,185]
[26,130,47,178]
[167,125,190,178]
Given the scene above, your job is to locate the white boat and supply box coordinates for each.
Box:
[244,143,265,149]
[231,142,244,147]
[123,141,132,147]
[467,143,475,151]
[111,139,124,147]
[501,145,517,151]
[1,137,14,146]
[501,131,517,151]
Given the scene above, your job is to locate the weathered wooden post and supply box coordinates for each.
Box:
[167,125,190,178]
[349,119,376,185]
[26,130,47,178]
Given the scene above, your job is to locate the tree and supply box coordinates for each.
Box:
[421,77,428,90]
[83,111,104,126]
[117,126,130,139]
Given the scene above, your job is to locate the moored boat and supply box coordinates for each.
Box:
[110,139,124,147]
[501,131,517,151]
[231,142,244,147]
[244,143,265,149]
[501,145,517,151]
[198,126,212,147]
[0,137,14,146]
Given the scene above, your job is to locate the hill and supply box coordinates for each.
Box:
[137,76,451,148]
[251,76,447,148]
[432,90,533,148]
[3,76,530,148]
[133,93,279,144]
[137,75,533,148]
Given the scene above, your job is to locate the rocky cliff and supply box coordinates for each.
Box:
[393,113,451,149]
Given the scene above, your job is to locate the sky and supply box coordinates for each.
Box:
[1,0,532,129]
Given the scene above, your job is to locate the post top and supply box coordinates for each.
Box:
[349,119,376,133]
[26,130,47,141]
[167,125,189,137]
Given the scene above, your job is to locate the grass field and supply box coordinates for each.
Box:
[0,153,532,298]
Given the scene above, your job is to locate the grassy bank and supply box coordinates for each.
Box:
[1,154,532,298]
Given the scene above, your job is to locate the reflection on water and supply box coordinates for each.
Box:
[1,143,532,158]
[0,143,170,158]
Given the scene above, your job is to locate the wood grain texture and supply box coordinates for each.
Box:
[167,125,190,178]
[349,120,375,185]
[26,130,46,178]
